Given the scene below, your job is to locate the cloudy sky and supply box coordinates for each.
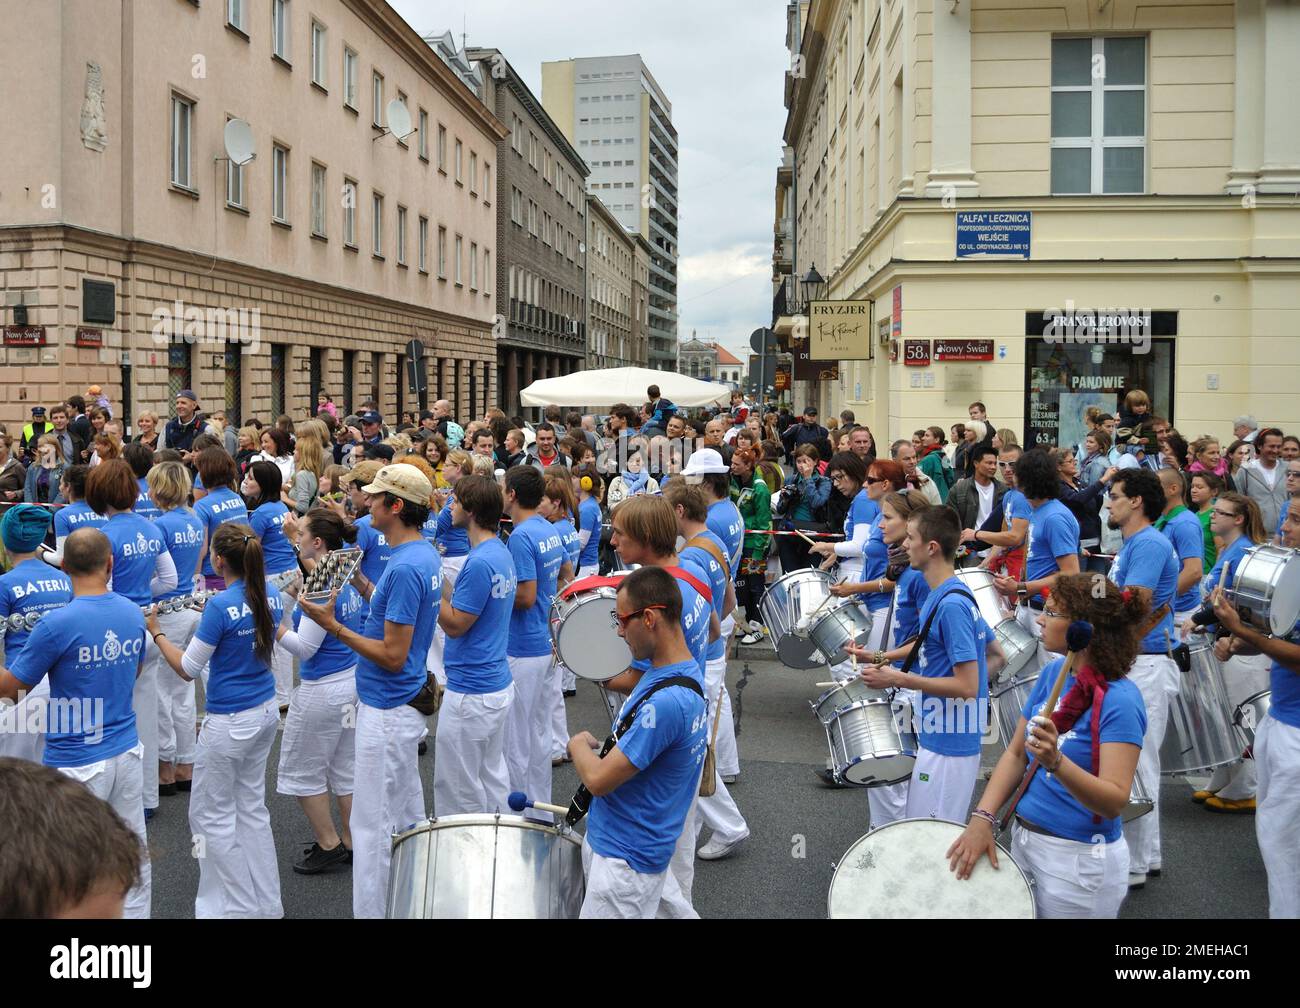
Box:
[390,0,789,365]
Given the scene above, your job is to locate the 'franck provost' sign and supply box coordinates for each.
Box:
[809,300,872,360]
[956,211,1031,258]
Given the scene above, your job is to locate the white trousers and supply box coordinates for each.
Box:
[276,669,357,797]
[271,588,296,709]
[191,700,282,919]
[431,555,467,689]
[0,677,49,763]
[695,654,747,844]
[132,636,159,809]
[505,654,554,822]
[549,656,570,760]
[704,654,739,777]
[433,685,514,816]
[1012,823,1130,919]
[1122,653,1178,873]
[59,744,151,919]
[868,689,919,828]
[657,765,706,919]
[1256,715,1300,918]
[581,837,667,919]
[1206,652,1270,800]
[904,746,980,822]
[352,701,427,919]
[154,607,200,765]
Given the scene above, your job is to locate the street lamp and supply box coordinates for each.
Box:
[800,264,825,309]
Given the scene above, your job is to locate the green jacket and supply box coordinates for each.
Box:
[918,448,952,503]
[730,474,771,561]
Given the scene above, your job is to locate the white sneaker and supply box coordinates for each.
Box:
[739,629,764,646]
[698,830,749,861]
[1128,872,1147,889]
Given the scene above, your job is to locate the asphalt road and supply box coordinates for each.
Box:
[145,642,1269,919]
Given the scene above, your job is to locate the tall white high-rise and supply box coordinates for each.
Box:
[543,55,679,371]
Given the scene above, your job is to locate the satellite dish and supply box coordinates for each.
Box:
[385,99,413,140]
[223,118,255,166]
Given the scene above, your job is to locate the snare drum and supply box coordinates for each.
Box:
[1232,690,1272,749]
[828,818,1035,919]
[988,671,1039,753]
[811,679,915,786]
[1124,771,1154,822]
[955,569,1037,680]
[760,568,835,669]
[806,600,875,666]
[387,814,584,919]
[549,573,630,682]
[1160,634,1241,775]
[1229,544,1300,637]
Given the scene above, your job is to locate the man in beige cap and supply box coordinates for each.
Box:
[299,463,442,919]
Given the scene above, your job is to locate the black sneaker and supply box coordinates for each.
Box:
[293,842,350,875]
[417,739,428,756]
[562,689,577,698]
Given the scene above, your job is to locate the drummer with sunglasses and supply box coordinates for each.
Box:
[572,567,708,919]
[948,574,1148,918]
[1208,497,1300,918]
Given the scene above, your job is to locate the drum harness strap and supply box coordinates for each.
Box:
[558,568,713,606]
[564,675,705,827]
[896,586,978,678]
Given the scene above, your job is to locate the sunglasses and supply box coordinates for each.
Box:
[613,605,666,630]
[1041,607,1067,620]
[865,476,888,485]
[1212,508,1240,519]
[997,461,1015,468]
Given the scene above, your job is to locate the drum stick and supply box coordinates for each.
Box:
[796,529,819,548]
[814,681,841,688]
[507,792,568,818]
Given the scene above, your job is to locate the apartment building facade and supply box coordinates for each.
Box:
[585,193,641,369]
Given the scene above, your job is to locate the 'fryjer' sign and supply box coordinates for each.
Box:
[809,300,872,360]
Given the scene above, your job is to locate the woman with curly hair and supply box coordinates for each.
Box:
[949,573,1149,918]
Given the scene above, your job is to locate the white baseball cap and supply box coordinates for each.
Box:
[680,447,729,481]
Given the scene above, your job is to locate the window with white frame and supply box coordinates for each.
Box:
[483,249,490,295]
[343,179,357,245]
[227,0,246,32]
[454,234,463,285]
[272,0,290,61]
[271,144,289,221]
[372,70,384,127]
[171,93,193,188]
[470,241,478,290]
[470,152,477,193]
[437,125,447,171]
[372,192,383,254]
[418,215,428,271]
[437,226,447,278]
[418,109,428,159]
[311,162,326,236]
[454,139,463,183]
[511,187,522,225]
[343,47,358,108]
[1050,36,1146,195]
[311,20,326,85]
[483,163,491,202]
[396,205,407,264]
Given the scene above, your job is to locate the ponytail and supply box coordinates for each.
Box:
[212,523,275,665]
[303,506,358,552]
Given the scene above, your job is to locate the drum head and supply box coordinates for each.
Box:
[1267,555,1300,635]
[828,819,1035,919]
[776,632,826,669]
[556,596,630,681]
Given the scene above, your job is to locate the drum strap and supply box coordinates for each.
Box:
[899,588,978,676]
[564,676,704,827]
[558,568,713,605]
[684,536,730,580]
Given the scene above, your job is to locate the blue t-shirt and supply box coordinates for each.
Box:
[250,501,297,576]
[680,530,730,662]
[1016,659,1147,843]
[555,517,581,569]
[153,508,206,601]
[628,561,713,684]
[193,487,249,578]
[445,537,516,694]
[913,577,989,756]
[1024,498,1080,582]
[356,539,441,708]
[53,500,107,540]
[292,585,365,681]
[1270,620,1300,730]
[0,558,72,663]
[9,594,145,768]
[195,579,283,714]
[1111,525,1178,654]
[578,496,602,569]
[1202,535,1253,602]
[706,499,745,578]
[1002,488,1032,529]
[587,659,708,874]
[101,511,167,606]
[354,514,393,584]
[844,488,881,544]
[1159,507,1205,614]
[134,477,162,522]
[433,495,469,558]
[891,565,931,650]
[861,513,890,611]
[506,514,565,658]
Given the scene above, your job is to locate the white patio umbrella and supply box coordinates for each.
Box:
[518,366,732,409]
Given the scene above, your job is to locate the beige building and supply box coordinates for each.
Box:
[0,0,505,431]
[775,0,1300,448]
[586,194,641,369]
